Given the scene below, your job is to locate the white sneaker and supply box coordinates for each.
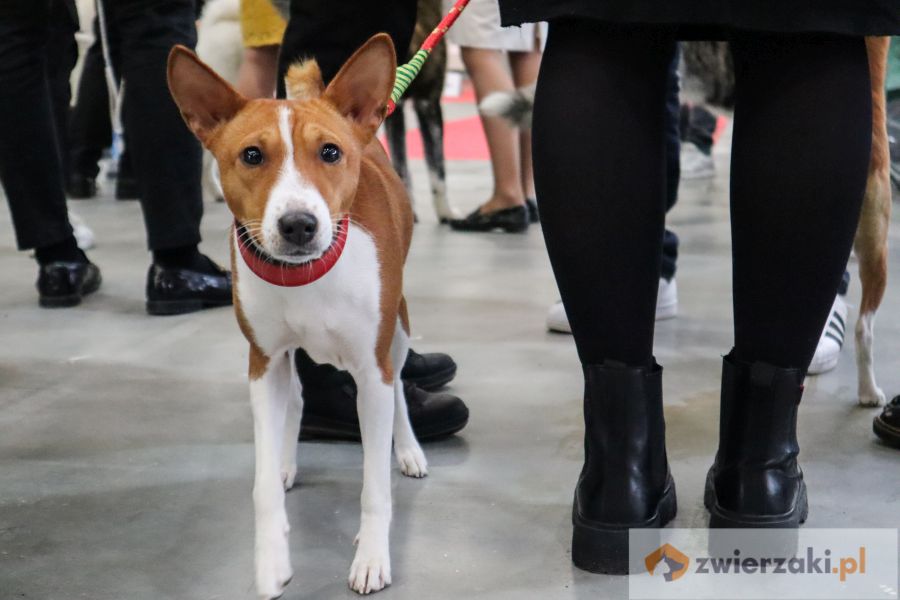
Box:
[656,277,678,320]
[807,295,848,375]
[680,143,716,180]
[546,277,678,333]
[68,211,96,250]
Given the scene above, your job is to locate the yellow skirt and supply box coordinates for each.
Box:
[240,0,287,48]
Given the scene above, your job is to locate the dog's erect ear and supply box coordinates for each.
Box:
[285,60,325,101]
[324,34,396,139]
[167,45,246,145]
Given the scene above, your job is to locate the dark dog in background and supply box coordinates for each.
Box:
[385,0,458,222]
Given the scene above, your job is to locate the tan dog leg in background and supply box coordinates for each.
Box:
[855,37,892,407]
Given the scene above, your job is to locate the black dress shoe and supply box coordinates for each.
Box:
[704,351,808,528]
[572,360,676,575]
[37,260,102,307]
[525,198,539,223]
[298,368,469,442]
[145,259,232,315]
[449,205,529,233]
[66,174,97,200]
[873,395,900,448]
[400,349,457,391]
[115,175,140,201]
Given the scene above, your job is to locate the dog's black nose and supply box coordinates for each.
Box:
[278,211,318,246]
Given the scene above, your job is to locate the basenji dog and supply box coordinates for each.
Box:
[168,35,427,598]
[483,38,894,408]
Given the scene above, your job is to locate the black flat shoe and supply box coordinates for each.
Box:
[145,258,232,315]
[449,205,529,233]
[572,360,676,575]
[704,351,808,528]
[37,260,102,307]
[400,349,457,391]
[525,198,539,223]
[298,368,469,442]
[66,173,97,200]
[874,395,900,448]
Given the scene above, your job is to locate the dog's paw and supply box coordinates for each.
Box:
[859,386,886,407]
[281,464,298,491]
[256,525,293,599]
[395,444,428,478]
[348,545,392,594]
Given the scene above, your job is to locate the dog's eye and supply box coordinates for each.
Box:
[320,143,342,164]
[241,146,264,166]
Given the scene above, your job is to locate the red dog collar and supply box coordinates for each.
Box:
[235,215,350,286]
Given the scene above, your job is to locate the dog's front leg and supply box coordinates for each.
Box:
[348,368,394,594]
[280,350,303,490]
[250,349,294,599]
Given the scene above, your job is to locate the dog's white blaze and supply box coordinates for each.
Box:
[261,106,334,259]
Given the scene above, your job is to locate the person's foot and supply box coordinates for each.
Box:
[400,349,457,391]
[298,368,469,442]
[450,205,529,233]
[873,395,900,448]
[525,198,539,223]
[807,295,848,375]
[66,173,97,199]
[680,143,716,180]
[705,352,807,528]
[68,211,96,250]
[547,277,678,333]
[145,254,232,315]
[37,258,102,308]
[656,277,678,320]
[572,361,676,574]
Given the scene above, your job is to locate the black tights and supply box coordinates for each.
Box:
[533,22,872,371]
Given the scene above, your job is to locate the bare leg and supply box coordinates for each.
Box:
[237,45,280,99]
[461,46,524,212]
[509,49,541,200]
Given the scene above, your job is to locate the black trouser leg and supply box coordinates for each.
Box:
[68,18,114,181]
[533,20,676,367]
[0,0,75,251]
[110,0,202,251]
[278,0,417,93]
[729,33,871,370]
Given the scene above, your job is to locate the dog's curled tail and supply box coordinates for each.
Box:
[285,60,325,101]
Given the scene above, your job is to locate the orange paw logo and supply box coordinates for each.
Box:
[645,543,690,582]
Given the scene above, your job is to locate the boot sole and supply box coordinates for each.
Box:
[571,480,677,575]
[704,470,808,528]
[873,417,900,448]
[146,298,232,316]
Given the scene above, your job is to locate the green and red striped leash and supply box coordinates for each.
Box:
[386,0,471,116]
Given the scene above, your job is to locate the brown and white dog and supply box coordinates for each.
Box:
[855,36,892,407]
[168,35,426,598]
[482,38,893,408]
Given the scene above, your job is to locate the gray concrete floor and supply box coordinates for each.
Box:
[2,123,900,600]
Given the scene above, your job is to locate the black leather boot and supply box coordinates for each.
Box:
[704,351,808,528]
[572,360,676,575]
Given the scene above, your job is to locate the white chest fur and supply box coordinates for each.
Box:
[235,224,382,371]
